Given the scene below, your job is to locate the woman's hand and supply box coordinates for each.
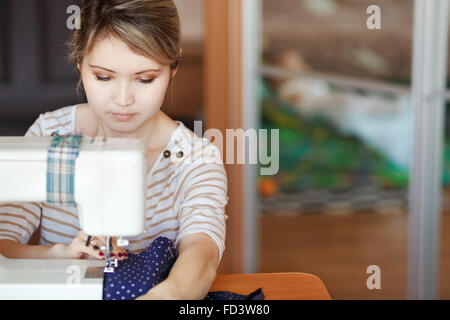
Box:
[57,230,129,260]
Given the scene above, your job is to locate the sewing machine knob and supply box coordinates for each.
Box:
[117,238,129,247]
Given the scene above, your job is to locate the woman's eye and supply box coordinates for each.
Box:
[96,76,111,82]
[139,79,154,84]
[95,76,154,84]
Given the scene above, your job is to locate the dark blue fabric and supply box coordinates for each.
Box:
[204,288,264,300]
[204,291,246,300]
[102,237,264,300]
[103,237,176,300]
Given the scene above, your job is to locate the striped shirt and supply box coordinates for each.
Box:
[0,104,228,262]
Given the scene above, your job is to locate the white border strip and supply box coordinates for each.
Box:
[409,0,449,300]
[241,0,262,273]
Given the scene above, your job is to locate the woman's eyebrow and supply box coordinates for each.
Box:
[89,65,161,74]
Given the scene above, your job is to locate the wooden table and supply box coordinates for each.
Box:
[211,272,331,300]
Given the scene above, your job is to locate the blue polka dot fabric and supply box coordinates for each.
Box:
[102,237,264,300]
[103,237,176,300]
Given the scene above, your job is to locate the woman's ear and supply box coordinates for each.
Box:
[171,67,178,79]
[171,48,183,79]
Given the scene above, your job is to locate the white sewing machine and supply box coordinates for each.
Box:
[0,136,146,299]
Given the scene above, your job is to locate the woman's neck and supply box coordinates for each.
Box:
[96,110,177,151]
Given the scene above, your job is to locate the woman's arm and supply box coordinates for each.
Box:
[137,233,219,300]
[0,231,125,260]
[0,240,66,259]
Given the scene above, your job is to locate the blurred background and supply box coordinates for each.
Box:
[1,0,450,299]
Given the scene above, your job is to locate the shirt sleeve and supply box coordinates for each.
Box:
[24,113,45,137]
[175,144,229,267]
[0,115,44,243]
[0,202,42,244]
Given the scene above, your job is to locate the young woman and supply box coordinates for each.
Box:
[0,0,228,300]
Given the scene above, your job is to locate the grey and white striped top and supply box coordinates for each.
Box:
[0,104,228,262]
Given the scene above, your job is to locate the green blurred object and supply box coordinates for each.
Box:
[259,79,414,192]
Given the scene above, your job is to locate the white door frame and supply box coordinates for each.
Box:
[409,0,449,300]
[241,0,262,273]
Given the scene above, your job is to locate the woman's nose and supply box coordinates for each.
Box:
[114,81,135,107]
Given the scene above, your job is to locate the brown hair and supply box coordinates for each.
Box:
[66,0,181,105]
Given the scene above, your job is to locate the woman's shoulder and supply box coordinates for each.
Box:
[174,123,224,165]
[25,104,80,137]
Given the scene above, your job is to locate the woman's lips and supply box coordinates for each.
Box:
[112,113,136,122]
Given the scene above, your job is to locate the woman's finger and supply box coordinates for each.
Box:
[83,244,105,260]
[112,237,129,260]
[110,242,128,261]
[90,237,105,248]
[76,235,127,261]
[109,248,128,260]
[88,240,104,253]
[110,237,124,259]
[79,235,105,259]
[103,237,126,259]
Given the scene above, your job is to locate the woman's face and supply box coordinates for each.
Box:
[79,35,176,135]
